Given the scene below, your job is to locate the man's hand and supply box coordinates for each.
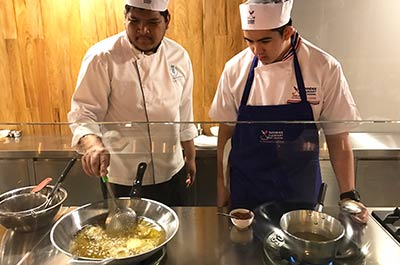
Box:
[339,199,369,224]
[79,134,110,177]
[185,158,196,187]
[217,177,230,207]
[181,139,196,188]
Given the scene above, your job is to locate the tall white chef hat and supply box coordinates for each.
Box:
[240,0,293,30]
[125,0,169,12]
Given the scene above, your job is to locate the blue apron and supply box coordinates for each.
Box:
[229,36,322,210]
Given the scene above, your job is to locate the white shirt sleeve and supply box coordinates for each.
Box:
[179,52,197,141]
[67,50,110,146]
[319,62,361,135]
[209,65,239,122]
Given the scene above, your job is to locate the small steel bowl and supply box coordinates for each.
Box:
[0,185,68,232]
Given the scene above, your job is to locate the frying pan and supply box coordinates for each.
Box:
[254,183,345,264]
[50,163,179,265]
[279,185,345,264]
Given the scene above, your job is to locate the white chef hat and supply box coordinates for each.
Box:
[240,0,293,30]
[125,0,169,12]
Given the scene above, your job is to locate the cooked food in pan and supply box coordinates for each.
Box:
[70,217,166,259]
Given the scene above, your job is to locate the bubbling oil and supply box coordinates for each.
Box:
[70,217,166,259]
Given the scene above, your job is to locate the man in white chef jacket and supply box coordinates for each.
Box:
[68,0,197,206]
[209,0,368,223]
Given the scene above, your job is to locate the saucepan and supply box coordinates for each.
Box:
[279,183,345,264]
[50,163,179,265]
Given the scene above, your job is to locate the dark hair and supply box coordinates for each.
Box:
[124,5,170,22]
[271,18,292,35]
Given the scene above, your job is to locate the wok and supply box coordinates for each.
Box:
[50,197,179,264]
[50,162,179,265]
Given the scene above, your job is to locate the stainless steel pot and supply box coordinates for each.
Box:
[280,209,345,263]
[50,198,179,265]
[279,183,345,264]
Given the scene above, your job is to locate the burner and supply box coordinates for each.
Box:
[262,230,332,265]
[263,231,365,265]
[372,207,400,243]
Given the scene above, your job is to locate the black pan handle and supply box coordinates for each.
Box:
[45,157,77,207]
[315,182,327,212]
[130,162,147,198]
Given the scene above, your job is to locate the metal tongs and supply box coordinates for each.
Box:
[43,158,77,208]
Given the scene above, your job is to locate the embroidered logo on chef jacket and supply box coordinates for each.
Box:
[247,10,256,25]
[170,64,183,81]
[260,130,284,144]
[287,86,320,105]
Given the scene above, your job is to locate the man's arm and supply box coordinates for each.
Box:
[326,132,368,223]
[217,124,235,207]
[325,132,355,193]
[181,139,196,187]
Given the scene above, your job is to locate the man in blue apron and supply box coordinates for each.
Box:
[209,0,368,223]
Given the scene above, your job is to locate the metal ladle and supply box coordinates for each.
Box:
[104,162,147,235]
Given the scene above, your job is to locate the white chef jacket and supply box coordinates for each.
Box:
[209,37,361,135]
[68,31,197,185]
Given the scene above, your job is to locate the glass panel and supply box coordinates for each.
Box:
[0,120,399,207]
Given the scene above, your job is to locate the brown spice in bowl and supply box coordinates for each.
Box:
[231,211,252,220]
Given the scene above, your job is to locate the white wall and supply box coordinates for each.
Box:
[292,0,400,120]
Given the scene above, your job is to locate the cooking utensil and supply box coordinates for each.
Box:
[104,162,147,234]
[217,212,239,219]
[43,158,76,208]
[0,192,48,214]
[103,175,138,235]
[51,199,178,264]
[103,162,147,235]
[0,177,54,215]
[0,185,67,232]
[279,183,345,264]
[31,177,53,193]
[341,199,362,214]
[129,162,147,198]
[217,210,252,220]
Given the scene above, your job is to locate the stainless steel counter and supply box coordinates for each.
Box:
[1,207,400,265]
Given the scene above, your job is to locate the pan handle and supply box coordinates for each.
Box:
[129,162,147,198]
[315,182,327,212]
[44,157,77,208]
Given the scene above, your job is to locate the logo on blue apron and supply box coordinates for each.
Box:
[260,130,284,143]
